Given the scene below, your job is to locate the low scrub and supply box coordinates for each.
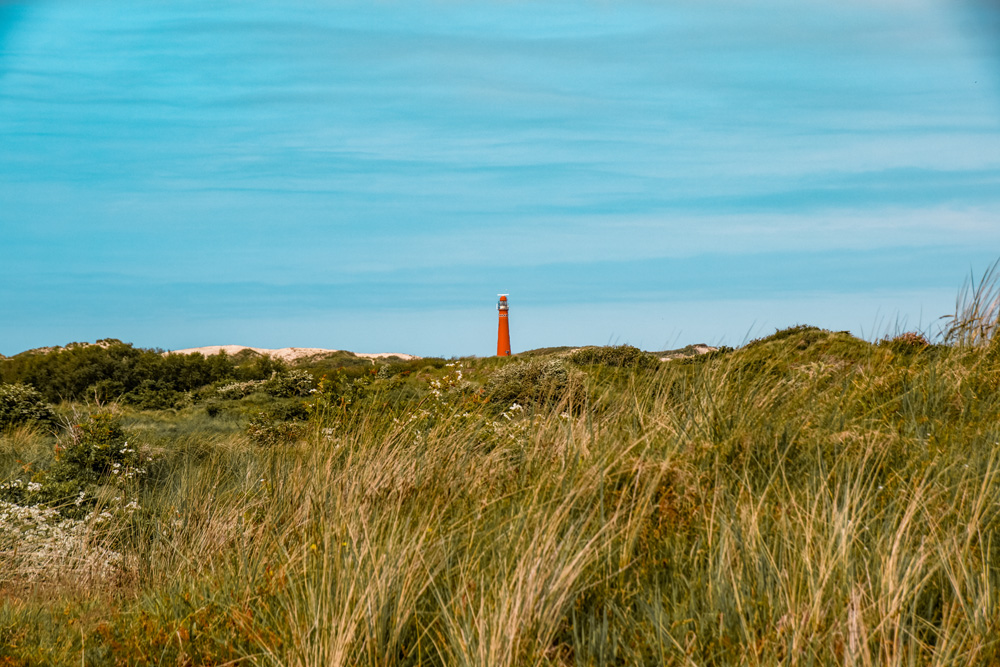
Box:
[1,412,147,511]
[0,383,55,431]
[4,317,1000,664]
[245,410,305,446]
[484,358,585,409]
[216,369,315,400]
[568,344,659,368]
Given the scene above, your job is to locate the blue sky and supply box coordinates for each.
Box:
[2,0,1000,356]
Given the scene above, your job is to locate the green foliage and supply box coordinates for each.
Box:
[0,412,146,512]
[741,325,873,365]
[215,369,315,401]
[53,413,141,484]
[749,323,823,344]
[8,314,1000,664]
[245,411,304,446]
[484,358,585,409]
[232,353,287,381]
[568,344,659,368]
[214,378,265,400]
[0,341,236,403]
[878,331,933,356]
[0,343,438,416]
[0,383,55,431]
[122,380,187,410]
[262,369,314,397]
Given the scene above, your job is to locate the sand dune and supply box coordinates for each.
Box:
[658,344,717,361]
[166,345,419,363]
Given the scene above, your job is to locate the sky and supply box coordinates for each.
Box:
[2,0,1000,357]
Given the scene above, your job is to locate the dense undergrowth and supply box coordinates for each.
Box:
[1,324,1000,665]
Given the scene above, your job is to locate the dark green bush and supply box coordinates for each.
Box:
[234,355,286,381]
[484,359,585,409]
[124,379,187,410]
[0,341,237,403]
[262,369,314,397]
[0,412,146,512]
[246,411,304,447]
[568,345,659,369]
[0,383,56,430]
[50,413,145,486]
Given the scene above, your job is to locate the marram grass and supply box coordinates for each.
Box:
[1,328,1000,665]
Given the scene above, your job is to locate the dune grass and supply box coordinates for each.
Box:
[1,328,1000,665]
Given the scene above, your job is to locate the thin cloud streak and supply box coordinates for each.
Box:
[1,0,998,354]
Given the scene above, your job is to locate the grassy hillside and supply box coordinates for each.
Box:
[1,329,999,665]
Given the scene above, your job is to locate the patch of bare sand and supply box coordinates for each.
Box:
[166,345,419,363]
[659,344,717,361]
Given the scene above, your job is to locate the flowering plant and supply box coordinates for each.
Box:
[0,413,148,515]
[53,413,147,486]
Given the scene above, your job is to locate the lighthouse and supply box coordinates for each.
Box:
[497,294,511,357]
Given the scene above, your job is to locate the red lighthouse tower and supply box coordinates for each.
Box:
[497,294,511,357]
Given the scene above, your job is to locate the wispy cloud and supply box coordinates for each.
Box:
[1,0,998,353]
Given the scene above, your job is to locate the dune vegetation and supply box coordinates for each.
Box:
[2,283,1000,664]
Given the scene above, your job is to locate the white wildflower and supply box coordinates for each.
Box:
[0,500,123,583]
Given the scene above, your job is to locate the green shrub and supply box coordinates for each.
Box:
[124,380,187,410]
[568,344,659,369]
[216,379,266,400]
[51,413,146,487]
[262,369,314,397]
[0,412,146,512]
[217,370,316,401]
[245,411,304,446]
[484,358,585,409]
[0,341,239,403]
[0,383,56,431]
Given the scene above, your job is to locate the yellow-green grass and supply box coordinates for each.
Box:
[1,329,999,665]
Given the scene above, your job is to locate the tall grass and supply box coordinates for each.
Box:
[2,329,1000,665]
[941,258,1000,346]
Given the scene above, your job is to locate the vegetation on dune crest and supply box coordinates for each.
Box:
[568,344,660,369]
[0,383,56,431]
[2,273,1000,664]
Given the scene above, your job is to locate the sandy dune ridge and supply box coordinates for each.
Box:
[166,345,419,363]
[659,343,717,361]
